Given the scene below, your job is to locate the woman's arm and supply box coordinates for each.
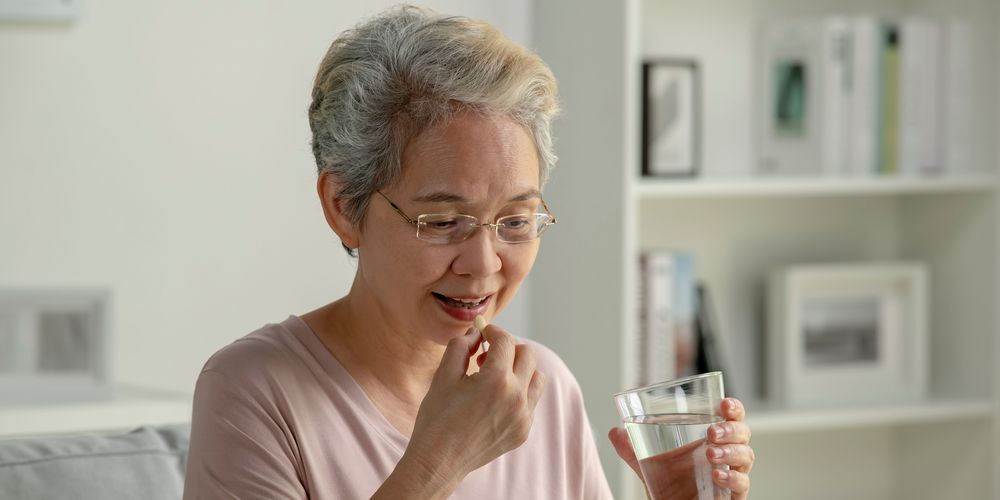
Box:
[183,369,307,500]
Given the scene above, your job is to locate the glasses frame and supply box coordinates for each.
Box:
[375,190,557,244]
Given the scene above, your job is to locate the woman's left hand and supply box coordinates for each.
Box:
[705,398,753,498]
[608,397,754,500]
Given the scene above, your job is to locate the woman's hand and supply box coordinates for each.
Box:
[375,324,545,499]
[608,398,754,500]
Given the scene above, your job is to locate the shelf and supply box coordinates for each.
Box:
[635,173,997,199]
[746,399,994,435]
[0,385,191,438]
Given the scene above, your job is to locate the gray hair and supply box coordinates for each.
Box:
[308,5,559,254]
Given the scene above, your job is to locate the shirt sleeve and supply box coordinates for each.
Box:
[182,369,307,500]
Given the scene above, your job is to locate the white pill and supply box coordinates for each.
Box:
[474,315,487,331]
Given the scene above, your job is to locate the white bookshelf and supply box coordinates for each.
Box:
[531,1,999,499]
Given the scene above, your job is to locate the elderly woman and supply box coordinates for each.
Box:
[183,5,753,499]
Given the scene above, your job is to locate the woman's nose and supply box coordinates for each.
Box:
[450,225,502,278]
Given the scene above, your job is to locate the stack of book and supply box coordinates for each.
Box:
[757,16,971,178]
[637,250,731,389]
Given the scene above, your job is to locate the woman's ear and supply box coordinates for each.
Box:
[317,172,360,251]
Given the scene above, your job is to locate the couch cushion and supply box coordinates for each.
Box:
[0,423,190,500]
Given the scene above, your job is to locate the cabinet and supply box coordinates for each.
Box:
[530,1,998,499]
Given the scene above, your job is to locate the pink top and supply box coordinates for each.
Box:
[183,316,613,499]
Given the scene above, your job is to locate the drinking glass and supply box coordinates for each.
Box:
[613,372,729,500]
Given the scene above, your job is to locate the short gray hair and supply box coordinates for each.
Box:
[308,5,559,253]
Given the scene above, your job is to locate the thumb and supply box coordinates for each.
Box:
[435,328,482,382]
[608,427,641,478]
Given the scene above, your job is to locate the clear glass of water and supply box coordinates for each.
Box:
[613,372,729,500]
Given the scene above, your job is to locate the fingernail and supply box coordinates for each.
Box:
[712,425,725,440]
[726,399,737,411]
[716,470,729,481]
[708,447,724,459]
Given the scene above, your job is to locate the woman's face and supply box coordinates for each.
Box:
[355,112,543,345]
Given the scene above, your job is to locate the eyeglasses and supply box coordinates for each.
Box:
[375,190,557,244]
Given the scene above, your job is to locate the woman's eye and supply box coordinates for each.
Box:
[504,217,531,229]
[428,219,458,229]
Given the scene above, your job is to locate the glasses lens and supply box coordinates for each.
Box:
[498,213,553,242]
[417,214,478,244]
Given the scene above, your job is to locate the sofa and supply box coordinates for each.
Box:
[0,423,190,500]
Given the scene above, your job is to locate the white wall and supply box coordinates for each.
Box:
[0,0,532,395]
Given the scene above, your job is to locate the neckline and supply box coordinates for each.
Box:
[282,314,410,453]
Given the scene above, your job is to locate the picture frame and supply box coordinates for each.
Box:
[767,262,928,409]
[642,59,700,177]
[0,0,84,22]
[755,18,828,176]
[0,288,113,406]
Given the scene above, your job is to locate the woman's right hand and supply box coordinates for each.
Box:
[374,324,546,499]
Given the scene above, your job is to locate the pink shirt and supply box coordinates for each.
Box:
[183,316,613,499]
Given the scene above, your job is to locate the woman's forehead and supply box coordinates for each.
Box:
[405,186,542,205]
[396,114,541,200]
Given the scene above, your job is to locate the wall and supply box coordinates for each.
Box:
[0,0,532,395]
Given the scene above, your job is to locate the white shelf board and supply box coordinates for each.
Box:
[635,173,997,199]
[0,386,191,438]
[746,399,994,436]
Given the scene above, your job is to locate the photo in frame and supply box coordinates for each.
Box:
[642,59,700,177]
[0,288,113,406]
[766,262,928,409]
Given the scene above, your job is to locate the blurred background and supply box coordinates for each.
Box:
[1,1,998,499]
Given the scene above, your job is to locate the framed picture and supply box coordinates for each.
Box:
[0,288,113,406]
[642,59,699,177]
[767,262,928,408]
[0,0,84,22]
[755,18,826,176]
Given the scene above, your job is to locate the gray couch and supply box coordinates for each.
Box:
[0,424,190,500]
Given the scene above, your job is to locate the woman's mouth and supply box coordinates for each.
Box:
[432,292,492,321]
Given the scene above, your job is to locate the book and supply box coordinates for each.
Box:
[849,17,880,176]
[877,22,901,175]
[757,18,824,176]
[821,17,852,176]
[943,18,973,174]
[694,282,736,398]
[899,17,944,175]
[638,251,676,385]
[672,252,698,378]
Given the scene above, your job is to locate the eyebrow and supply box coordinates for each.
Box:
[411,189,542,204]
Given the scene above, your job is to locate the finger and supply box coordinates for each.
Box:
[512,343,537,381]
[476,350,488,368]
[720,398,745,421]
[714,469,750,497]
[607,427,641,478]
[708,421,751,445]
[706,444,755,471]
[526,370,546,409]
[479,324,515,371]
[435,328,482,382]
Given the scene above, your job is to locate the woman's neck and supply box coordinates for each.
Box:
[302,284,477,436]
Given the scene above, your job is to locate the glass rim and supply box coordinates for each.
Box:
[612,371,723,399]
[416,212,554,222]
[416,212,555,243]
